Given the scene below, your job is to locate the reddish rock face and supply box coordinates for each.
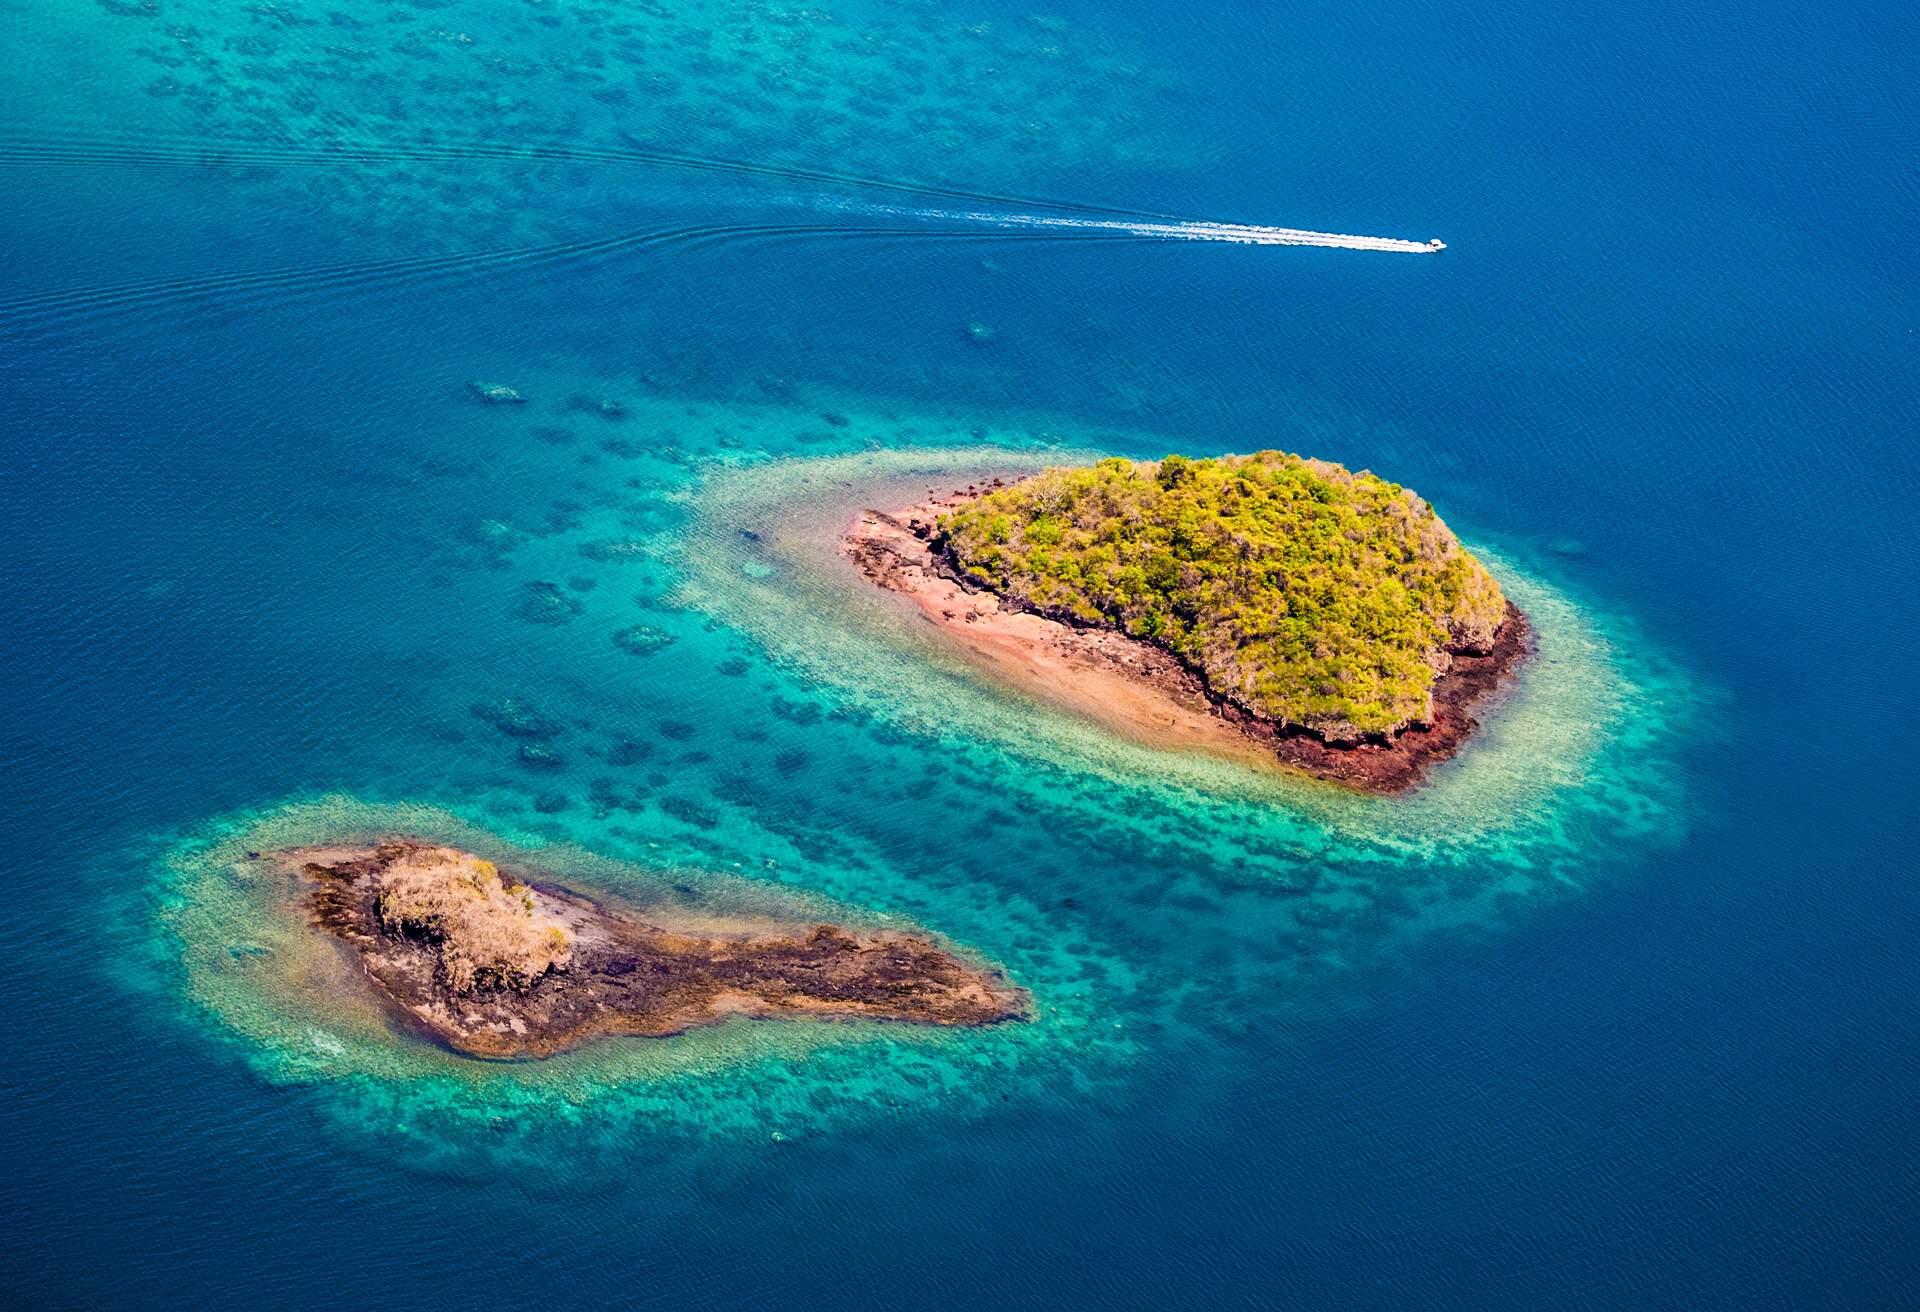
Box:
[1201,602,1532,793]
[288,842,1027,1060]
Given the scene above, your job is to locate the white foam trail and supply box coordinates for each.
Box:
[834,201,1445,252]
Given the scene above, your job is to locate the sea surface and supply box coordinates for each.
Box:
[2,0,1915,1307]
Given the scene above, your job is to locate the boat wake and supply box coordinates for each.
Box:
[825,201,1445,253]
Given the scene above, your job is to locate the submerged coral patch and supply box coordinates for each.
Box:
[146,796,1128,1157]
[78,0,1208,255]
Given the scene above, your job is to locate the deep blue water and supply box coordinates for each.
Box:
[3,0,1916,1307]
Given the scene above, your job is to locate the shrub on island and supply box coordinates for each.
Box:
[936,453,1507,742]
[372,848,572,993]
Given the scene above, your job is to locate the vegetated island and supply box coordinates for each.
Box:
[845,452,1530,792]
[280,841,1027,1059]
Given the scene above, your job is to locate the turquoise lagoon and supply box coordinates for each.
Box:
[135,387,1697,1173]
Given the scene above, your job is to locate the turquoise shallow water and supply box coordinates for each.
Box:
[134,401,1695,1174]
[4,0,1917,1307]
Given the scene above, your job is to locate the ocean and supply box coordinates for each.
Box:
[2,0,1915,1306]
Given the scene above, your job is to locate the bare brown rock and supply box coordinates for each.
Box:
[286,841,1027,1059]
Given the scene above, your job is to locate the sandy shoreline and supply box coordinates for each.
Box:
[843,483,1532,793]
